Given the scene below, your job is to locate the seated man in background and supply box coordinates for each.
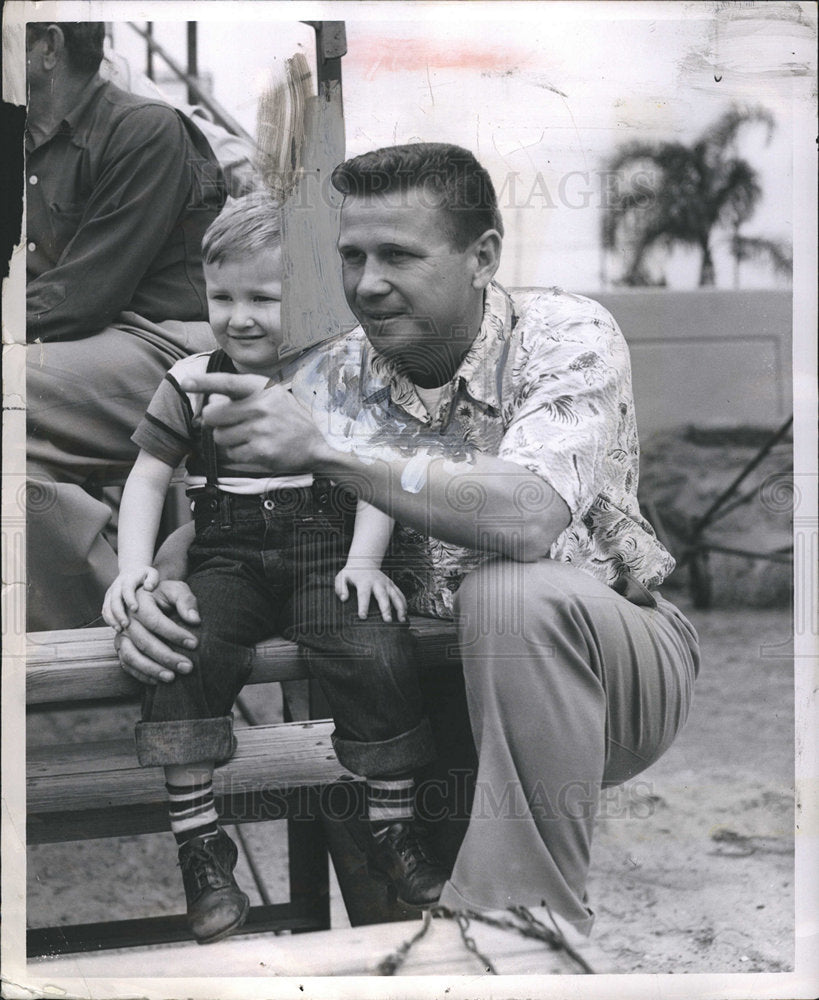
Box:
[25,21,225,630]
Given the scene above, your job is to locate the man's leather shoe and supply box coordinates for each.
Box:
[366,821,450,907]
[178,828,250,943]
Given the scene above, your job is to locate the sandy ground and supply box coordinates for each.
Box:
[587,600,794,974]
[26,597,795,975]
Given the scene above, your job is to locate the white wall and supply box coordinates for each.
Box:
[589,289,793,439]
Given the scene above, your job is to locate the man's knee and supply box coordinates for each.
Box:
[455,557,569,633]
[453,558,616,670]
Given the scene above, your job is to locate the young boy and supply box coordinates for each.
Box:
[102,195,447,944]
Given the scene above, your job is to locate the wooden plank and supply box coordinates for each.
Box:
[26,619,459,705]
[26,914,610,976]
[28,800,174,844]
[27,721,355,816]
[27,786,348,843]
[279,77,356,355]
[25,628,306,704]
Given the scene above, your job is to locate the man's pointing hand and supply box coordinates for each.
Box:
[179,372,332,473]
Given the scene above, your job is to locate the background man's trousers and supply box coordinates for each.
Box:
[26,314,214,630]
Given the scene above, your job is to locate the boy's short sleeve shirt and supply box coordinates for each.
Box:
[131,352,219,480]
[292,282,675,619]
[132,351,313,493]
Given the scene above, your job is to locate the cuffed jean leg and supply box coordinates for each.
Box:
[136,652,239,768]
[438,558,699,932]
[283,574,436,779]
[135,560,270,768]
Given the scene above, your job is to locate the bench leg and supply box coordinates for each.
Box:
[287,787,331,933]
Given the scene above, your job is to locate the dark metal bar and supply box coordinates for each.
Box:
[230,823,276,908]
[186,22,198,106]
[230,694,276,909]
[287,787,331,934]
[126,21,254,145]
[688,415,794,539]
[145,22,154,80]
[27,901,324,957]
[695,543,793,564]
[704,483,763,526]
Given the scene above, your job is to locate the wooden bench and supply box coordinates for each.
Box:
[26,619,461,956]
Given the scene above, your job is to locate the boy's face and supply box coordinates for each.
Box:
[204,248,284,375]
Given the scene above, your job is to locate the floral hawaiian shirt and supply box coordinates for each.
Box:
[291,281,675,619]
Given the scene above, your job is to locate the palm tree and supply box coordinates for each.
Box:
[602,105,787,287]
[729,234,793,289]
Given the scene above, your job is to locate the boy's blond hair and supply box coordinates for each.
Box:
[202,193,282,266]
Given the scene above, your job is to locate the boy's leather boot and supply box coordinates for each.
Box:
[366,821,450,907]
[178,828,250,943]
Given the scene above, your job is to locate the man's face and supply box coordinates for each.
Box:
[204,248,284,376]
[338,189,483,384]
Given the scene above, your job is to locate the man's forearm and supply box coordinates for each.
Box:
[319,447,570,562]
[181,372,570,560]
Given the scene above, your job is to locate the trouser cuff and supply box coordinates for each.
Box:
[332,717,436,778]
[135,715,236,767]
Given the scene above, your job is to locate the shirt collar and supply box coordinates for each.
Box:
[456,280,514,412]
[62,74,108,133]
[27,74,106,147]
[360,280,514,418]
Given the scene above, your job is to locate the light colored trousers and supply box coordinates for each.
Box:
[439,557,700,934]
[26,314,214,630]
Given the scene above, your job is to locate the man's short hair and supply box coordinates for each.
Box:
[26,22,105,73]
[331,142,504,250]
[202,194,283,266]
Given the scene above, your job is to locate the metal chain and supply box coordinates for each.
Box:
[450,910,497,974]
[377,905,595,976]
[376,910,433,976]
[508,904,595,974]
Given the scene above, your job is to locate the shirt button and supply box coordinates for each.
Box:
[29,175,38,185]
[263,499,275,510]
[27,242,36,252]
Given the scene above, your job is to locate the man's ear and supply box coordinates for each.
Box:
[40,24,66,71]
[470,229,502,290]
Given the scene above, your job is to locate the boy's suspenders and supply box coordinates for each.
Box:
[200,350,232,530]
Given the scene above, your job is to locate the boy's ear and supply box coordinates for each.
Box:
[470,230,502,290]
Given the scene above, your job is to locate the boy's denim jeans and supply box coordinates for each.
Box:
[135,484,436,778]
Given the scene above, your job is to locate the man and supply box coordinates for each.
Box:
[116,143,699,932]
[25,22,225,629]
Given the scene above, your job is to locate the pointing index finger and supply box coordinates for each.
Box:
[178,372,268,399]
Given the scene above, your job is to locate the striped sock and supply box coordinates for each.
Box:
[367,778,415,838]
[166,779,219,847]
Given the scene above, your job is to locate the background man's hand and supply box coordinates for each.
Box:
[115,580,200,685]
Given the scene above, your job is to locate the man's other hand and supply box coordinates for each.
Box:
[115,580,200,685]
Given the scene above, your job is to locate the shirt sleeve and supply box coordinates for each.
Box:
[131,369,196,468]
[498,293,631,518]
[26,104,214,342]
